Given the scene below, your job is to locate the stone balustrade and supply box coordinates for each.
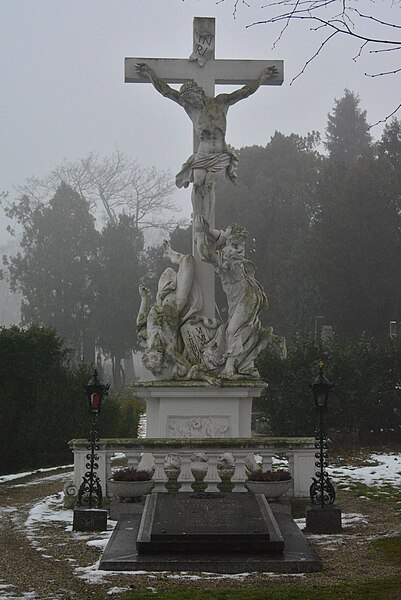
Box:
[69,437,316,499]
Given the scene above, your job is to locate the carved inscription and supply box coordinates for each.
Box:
[189,24,215,66]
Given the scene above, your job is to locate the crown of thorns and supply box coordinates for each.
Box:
[227,223,248,240]
[179,80,206,97]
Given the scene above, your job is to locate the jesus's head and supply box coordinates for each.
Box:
[179,80,206,108]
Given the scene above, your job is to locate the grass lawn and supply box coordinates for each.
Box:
[118,576,401,599]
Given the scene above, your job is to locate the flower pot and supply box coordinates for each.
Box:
[245,478,292,501]
[108,479,154,502]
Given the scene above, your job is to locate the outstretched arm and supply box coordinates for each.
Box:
[137,285,151,341]
[195,217,218,265]
[135,63,180,103]
[197,216,221,244]
[217,65,279,107]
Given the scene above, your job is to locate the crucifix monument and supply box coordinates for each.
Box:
[128,17,286,437]
[75,19,319,571]
[126,17,283,318]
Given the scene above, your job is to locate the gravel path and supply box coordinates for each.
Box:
[0,467,400,599]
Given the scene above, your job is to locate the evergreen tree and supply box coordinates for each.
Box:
[310,97,401,339]
[377,118,401,323]
[325,89,372,164]
[94,214,145,390]
[0,326,90,474]
[256,332,401,443]
[377,118,401,214]
[215,132,322,333]
[3,183,98,360]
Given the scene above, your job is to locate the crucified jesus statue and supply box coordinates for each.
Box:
[135,63,278,222]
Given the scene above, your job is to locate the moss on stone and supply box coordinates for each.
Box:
[69,436,315,449]
[131,379,267,388]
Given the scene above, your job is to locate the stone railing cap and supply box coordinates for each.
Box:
[69,436,315,449]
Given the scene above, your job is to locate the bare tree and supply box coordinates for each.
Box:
[221,0,401,124]
[14,149,184,231]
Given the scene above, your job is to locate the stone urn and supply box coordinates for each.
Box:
[108,467,154,502]
[217,452,235,492]
[245,479,292,500]
[245,470,292,501]
[164,454,181,492]
[108,479,154,502]
[190,453,208,492]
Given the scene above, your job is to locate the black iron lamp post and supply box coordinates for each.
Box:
[306,360,342,533]
[310,359,336,508]
[77,367,110,509]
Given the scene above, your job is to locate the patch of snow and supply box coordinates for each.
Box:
[25,493,71,529]
[266,573,306,578]
[74,562,111,585]
[0,506,18,519]
[295,517,306,529]
[328,453,401,488]
[342,513,369,527]
[11,472,73,488]
[107,587,131,595]
[0,592,38,599]
[86,534,114,551]
[166,572,252,580]
[272,456,289,467]
[0,465,73,484]
[308,534,344,542]
[77,563,307,584]
[0,584,15,590]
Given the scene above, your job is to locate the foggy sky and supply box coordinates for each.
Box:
[1,0,399,243]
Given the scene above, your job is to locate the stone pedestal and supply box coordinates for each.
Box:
[133,381,266,439]
[72,508,108,532]
[305,505,342,534]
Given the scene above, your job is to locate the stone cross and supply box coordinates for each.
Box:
[125,17,283,318]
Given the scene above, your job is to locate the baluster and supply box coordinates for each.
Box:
[105,453,113,493]
[177,453,194,492]
[126,452,140,470]
[259,450,273,472]
[152,452,168,493]
[288,452,294,478]
[231,452,248,493]
[287,452,295,496]
[204,453,220,493]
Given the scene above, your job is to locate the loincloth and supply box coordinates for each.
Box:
[176,151,238,188]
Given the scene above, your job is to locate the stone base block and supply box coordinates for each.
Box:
[305,505,342,534]
[133,381,266,439]
[73,508,108,532]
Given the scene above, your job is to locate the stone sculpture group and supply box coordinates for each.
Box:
[135,55,286,384]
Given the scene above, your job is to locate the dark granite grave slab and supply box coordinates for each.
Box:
[137,493,283,554]
[99,497,323,573]
[109,499,145,521]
